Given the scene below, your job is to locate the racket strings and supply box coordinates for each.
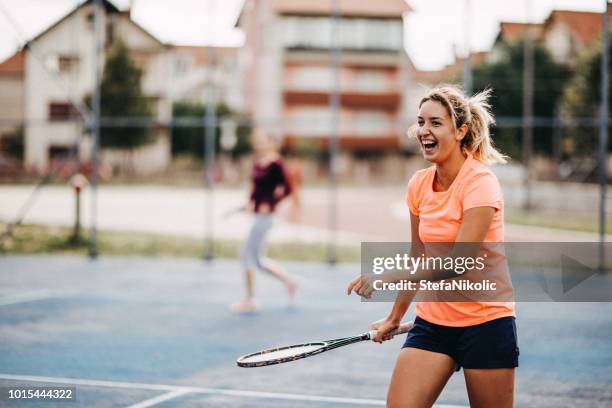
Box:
[239,343,326,364]
[237,332,373,367]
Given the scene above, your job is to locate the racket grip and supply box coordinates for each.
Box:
[368,321,413,341]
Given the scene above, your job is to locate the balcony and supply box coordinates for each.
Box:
[284,91,400,110]
[284,134,399,151]
[283,66,401,109]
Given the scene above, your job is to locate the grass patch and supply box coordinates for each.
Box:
[2,211,603,262]
[0,223,360,263]
[505,210,611,234]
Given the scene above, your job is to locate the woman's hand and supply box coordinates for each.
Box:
[346,274,377,299]
[347,271,402,299]
[370,316,401,343]
[274,185,286,199]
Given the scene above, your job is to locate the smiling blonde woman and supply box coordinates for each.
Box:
[348,85,518,408]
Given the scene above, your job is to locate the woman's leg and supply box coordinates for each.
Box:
[463,368,515,408]
[231,217,262,312]
[260,258,298,299]
[459,317,518,407]
[253,215,298,300]
[387,348,456,408]
[244,267,255,299]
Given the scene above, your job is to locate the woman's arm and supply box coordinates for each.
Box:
[371,207,495,293]
[347,213,421,342]
[353,207,496,298]
[272,161,293,199]
[455,206,495,242]
[383,212,422,323]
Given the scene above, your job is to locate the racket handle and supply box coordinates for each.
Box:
[368,321,413,341]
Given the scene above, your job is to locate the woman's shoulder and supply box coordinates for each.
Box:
[461,158,502,194]
[465,158,499,180]
[408,166,434,187]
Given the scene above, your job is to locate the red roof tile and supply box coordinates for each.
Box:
[0,50,25,76]
[545,9,612,46]
[499,22,543,43]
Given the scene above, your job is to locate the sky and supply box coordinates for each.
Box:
[0,0,607,70]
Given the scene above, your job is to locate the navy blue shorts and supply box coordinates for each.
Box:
[402,316,519,370]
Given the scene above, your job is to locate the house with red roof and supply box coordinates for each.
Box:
[541,7,612,66]
[488,3,612,67]
[0,0,175,174]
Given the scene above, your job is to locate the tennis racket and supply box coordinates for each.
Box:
[236,321,413,368]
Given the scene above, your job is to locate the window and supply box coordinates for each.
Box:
[291,66,332,91]
[290,108,332,136]
[363,19,403,50]
[173,55,191,76]
[352,112,388,135]
[58,56,78,73]
[48,102,79,121]
[354,70,388,92]
[45,55,78,73]
[281,16,403,51]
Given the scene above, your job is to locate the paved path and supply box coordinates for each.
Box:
[0,185,609,244]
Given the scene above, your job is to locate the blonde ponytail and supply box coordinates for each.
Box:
[418,85,508,165]
[465,89,507,164]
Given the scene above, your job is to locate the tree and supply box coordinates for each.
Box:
[171,101,251,158]
[86,40,154,149]
[561,31,611,155]
[471,40,571,160]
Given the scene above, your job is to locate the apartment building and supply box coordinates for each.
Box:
[236,0,414,153]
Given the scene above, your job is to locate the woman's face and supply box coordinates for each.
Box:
[416,100,466,164]
[253,132,276,155]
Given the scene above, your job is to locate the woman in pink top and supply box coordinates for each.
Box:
[348,85,518,407]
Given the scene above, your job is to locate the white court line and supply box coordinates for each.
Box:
[0,290,75,306]
[125,389,192,408]
[0,373,466,407]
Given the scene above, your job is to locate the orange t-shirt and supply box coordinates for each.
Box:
[406,154,515,327]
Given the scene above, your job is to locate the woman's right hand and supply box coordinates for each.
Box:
[370,316,401,343]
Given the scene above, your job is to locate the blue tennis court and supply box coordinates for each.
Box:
[1,255,611,407]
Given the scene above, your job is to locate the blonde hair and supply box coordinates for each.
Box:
[253,127,281,146]
[417,85,507,165]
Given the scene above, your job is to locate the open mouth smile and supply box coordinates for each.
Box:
[421,139,438,153]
